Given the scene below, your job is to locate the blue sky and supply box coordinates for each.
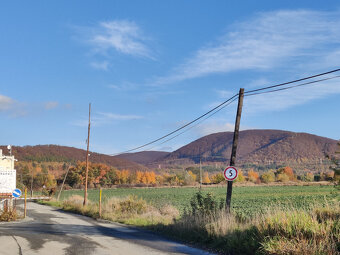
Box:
[1,1,340,154]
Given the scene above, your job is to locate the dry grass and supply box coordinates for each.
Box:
[42,192,339,254]
[0,209,17,222]
[158,202,340,255]
[58,195,179,226]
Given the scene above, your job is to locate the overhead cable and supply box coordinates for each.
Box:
[111,93,238,155]
[245,68,340,94]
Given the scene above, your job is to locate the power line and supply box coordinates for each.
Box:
[145,97,238,151]
[245,75,340,97]
[111,93,238,155]
[245,68,340,94]
[112,68,340,156]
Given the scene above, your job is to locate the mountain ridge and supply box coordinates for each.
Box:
[0,144,148,171]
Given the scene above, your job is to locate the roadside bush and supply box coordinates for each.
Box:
[189,191,223,216]
[0,210,17,222]
[159,198,340,255]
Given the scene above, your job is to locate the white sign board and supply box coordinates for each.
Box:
[0,170,16,193]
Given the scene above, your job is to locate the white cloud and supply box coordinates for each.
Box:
[0,94,14,111]
[216,90,234,99]
[71,112,143,127]
[90,61,109,70]
[244,76,340,113]
[87,20,153,59]
[96,112,143,120]
[0,94,27,117]
[154,10,340,85]
[107,82,137,91]
[44,101,58,110]
[195,121,235,136]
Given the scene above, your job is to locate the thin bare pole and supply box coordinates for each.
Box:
[199,157,202,190]
[226,88,244,213]
[57,164,71,201]
[83,103,91,206]
[99,188,102,218]
[24,188,27,218]
[30,167,34,197]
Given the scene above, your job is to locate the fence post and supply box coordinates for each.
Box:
[99,188,102,218]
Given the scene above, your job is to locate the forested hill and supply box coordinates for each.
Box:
[158,129,338,166]
[118,151,170,165]
[0,145,148,171]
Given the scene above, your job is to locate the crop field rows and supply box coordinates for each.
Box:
[57,185,337,217]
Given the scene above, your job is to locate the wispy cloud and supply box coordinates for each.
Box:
[0,94,14,111]
[44,101,59,110]
[71,111,143,127]
[77,20,154,64]
[96,112,143,120]
[90,61,109,70]
[195,121,236,136]
[107,82,138,91]
[244,77,340,113]
[154,10,340,85]
[0,94,27,117]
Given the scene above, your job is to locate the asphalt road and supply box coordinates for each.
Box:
[0,202,213,255]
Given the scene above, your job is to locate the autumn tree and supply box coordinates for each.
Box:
[260,170,275,183]
[304,172,314,182]
[183,170,197,185]
[202,172,211,184]
[210,173,225,184]
[234,170,245,183]
[276,173,289,182]
[276,166,295,181]
[247,170,259,183]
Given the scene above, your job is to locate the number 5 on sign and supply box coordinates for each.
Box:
[223,166,238,181]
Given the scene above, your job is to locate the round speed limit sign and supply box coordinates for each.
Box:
[223,166,238,181]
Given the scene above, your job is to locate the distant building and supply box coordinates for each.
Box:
[0,149,15,170]
[0,148,16,194]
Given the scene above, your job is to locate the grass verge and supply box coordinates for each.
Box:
[39,192,339,254]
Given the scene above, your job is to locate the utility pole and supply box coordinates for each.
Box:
[226,88,244,213]
[83,103,91,206]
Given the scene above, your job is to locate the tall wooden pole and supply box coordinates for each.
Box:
[83,103,91,206]
[226,88,244,213]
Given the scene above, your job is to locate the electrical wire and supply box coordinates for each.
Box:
[112,68,340,156]
[145,97,238,152]
[244,68,340,94]
[245,75,340,97]
[111,93,238,155]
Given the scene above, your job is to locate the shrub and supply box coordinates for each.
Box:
[234,170,245,183]
[304,172,314,182]
[276,173,289,182]
[261,171,275,183]
[0,209,17,222]
[248,170,259,183]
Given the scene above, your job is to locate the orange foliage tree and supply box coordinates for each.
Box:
[277,166,295,181]
[247,169,259,183]
[202,172,211,184]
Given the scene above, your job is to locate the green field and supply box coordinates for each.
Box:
[57,185,337,217]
